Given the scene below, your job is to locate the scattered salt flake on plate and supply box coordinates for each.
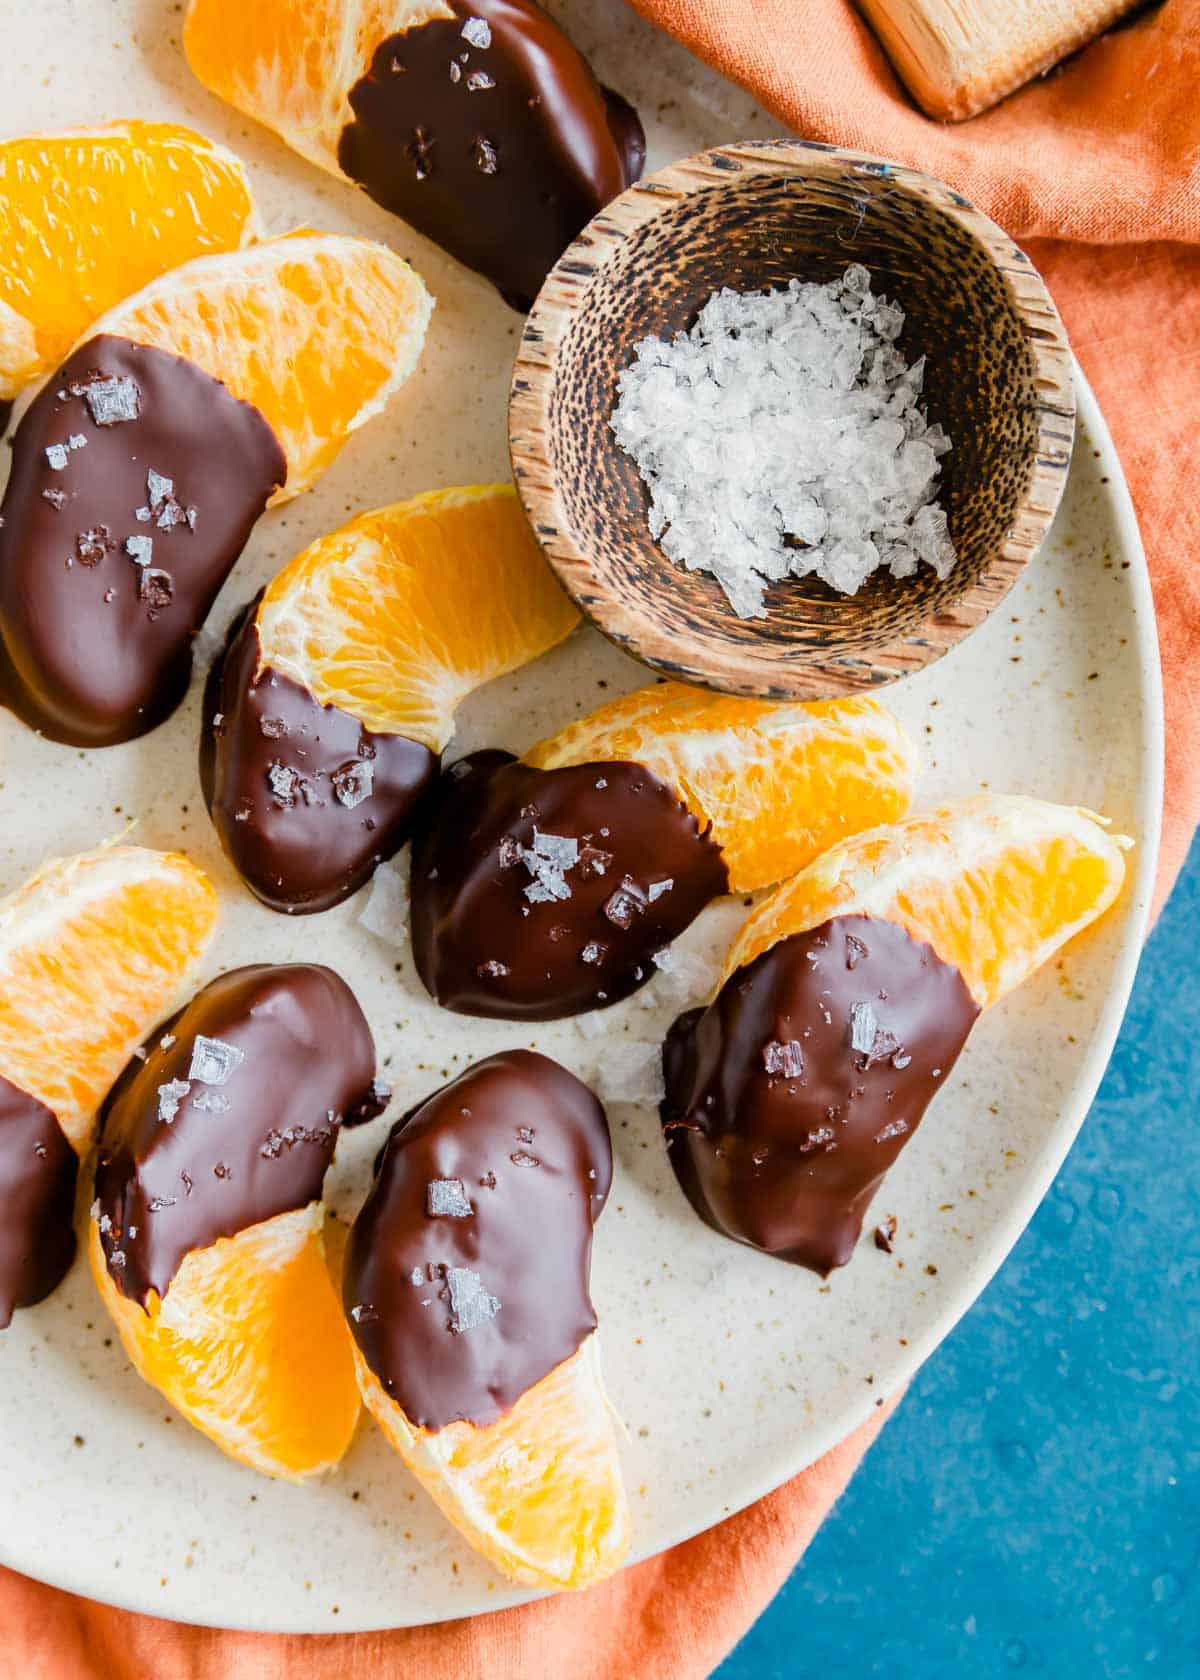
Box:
[426,1178,474,1219]
[642,941,723,1011]
[188,1035,244,1086]
[445,1266,500,1333]
[575,1009,610,1040]
[594,1040,665,1107]
[358,858,409,948]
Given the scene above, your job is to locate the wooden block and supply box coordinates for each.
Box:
[856,0,1147,121]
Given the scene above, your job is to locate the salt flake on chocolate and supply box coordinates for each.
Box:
[426,1178,474,1219]
[83,376,140,426]
[763,1039,804,1078]
[157,1078,191,1124]
[445,1266,500,1333]
[192,1090,232,1114]
[125,534,153,566]
[849,1000,878,1054]
[461,16,492,47]
[44,443,69,470]
[188,1035,245,1086]
[520,829,578,903]
[332,758,374,809]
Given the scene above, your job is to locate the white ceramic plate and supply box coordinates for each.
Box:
[0,0,1162,1634]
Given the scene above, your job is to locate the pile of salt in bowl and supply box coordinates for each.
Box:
[610,264,957,618]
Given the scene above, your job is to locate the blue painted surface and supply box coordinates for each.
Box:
[716,837,1199,1680]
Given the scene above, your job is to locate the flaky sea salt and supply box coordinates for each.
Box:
[157,1079,190,1123]
[445,1266,501,1333]
[461,16,491,47]
[359,857,409,948]
[426,1178,474,1219]
[520,829,579,903]
[188,1035,244,1086]
[610,266,956,616]
[594,1039,665,1107]
[332,758,374,809]
[83,376,140,426]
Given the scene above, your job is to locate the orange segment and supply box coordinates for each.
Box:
[0,848,217,1152]
[184,1,450,175]
[0,122,257,400]
[89,1206,360,1479]
[356,1334,629,1588]
[256,484,580,749]
[730,796,1131,1009]
[525,686,917,892]
[81,232,432,501]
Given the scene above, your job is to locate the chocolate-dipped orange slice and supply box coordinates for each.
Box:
[0,846,216,1326]
[0,122,257,415]
[184,0,644,309]
[411,686,917,1019]
[0,232,431,746]
[201,484,580,912]
[345,1050,628,1588]
[89,964,386,1478]
[662,796,1131,1273]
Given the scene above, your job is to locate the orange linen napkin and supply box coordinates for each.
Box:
[3,4,1196,1677]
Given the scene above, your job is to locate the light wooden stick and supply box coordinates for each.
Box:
[856,0,1146,121]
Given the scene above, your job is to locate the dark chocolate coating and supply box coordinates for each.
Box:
[0,334,285,747]
[0,1075,77,1327]
[337,0,645,311]
[410,750,728,1019]
[661,914,980,1274]
[345,1049,610,1430]
[200,602,438,913]
[95,964,383,1305]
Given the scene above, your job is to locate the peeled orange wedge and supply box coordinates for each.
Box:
[525,685,918,892]
[184,0,434,172]
[0,122,257,401]
[255,484,579,748]
[730,795,1131,1007]
[89,1206,359,1479]
[0,846,217,1151]
[81,230,432,499]
[355,1336,629,1588]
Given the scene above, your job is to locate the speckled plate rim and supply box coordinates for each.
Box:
[0,362,1161,1634]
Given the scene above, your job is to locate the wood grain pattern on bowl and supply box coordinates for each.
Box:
[508,140,1075,700]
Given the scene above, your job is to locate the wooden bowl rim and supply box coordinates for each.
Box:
[508,139,1076,701]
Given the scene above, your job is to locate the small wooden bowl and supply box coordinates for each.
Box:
[508,141,1074,699]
